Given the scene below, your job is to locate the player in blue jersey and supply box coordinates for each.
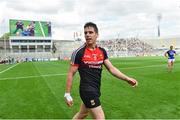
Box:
[165,45,177,72]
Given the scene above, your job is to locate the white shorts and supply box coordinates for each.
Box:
[168,59,175,63]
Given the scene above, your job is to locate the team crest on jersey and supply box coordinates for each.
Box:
[90,99,95,106]
[100,54,103,59]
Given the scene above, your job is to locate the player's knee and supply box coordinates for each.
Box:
[79,112,88,117]
[73,112,88,119]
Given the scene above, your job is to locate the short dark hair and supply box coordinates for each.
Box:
[84,22,98,34]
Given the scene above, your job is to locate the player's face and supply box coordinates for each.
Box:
[170,46,173,50]
[84,27,98,46]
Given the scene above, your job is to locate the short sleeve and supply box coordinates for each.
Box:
[70,50,81,66]
[100,47,108,60]
[70,45,85,66]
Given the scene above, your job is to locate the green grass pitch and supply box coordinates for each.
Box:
[0,56,180,119]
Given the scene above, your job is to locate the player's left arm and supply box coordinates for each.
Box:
[175,51,177,56]
[104,59,138,87]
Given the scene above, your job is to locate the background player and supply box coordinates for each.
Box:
[165,45,177,72]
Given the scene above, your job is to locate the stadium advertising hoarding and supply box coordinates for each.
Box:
[9,19,51,37]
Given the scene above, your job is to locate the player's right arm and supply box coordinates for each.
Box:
[164,51,169,57]
[64,45,83,107]
[64,64,78,107]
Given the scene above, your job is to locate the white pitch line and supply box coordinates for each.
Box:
[121,62,180,69]
[0,64,163,80]
[0,73,67,80]
[0,63,20,74]
[119,64,166,70]
[0,63,178,81]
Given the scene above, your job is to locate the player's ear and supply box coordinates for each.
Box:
[96,33,99,38]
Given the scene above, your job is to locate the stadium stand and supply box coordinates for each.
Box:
[1,35,180,64]
[1,19,180,64]
[97,37,154,57]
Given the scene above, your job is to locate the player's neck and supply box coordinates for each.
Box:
[86,43,97,50]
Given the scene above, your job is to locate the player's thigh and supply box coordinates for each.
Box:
[73,103,89,119]
[79,103,89,114]
[89,105,105,119]
[172,59,175,64]
[80,90,101,108]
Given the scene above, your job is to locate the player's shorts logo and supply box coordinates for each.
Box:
[90,99,95,106]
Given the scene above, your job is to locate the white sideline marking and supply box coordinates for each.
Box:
[0,73,67,80]
[120,64,166,70]
[0,63,20,74]
[1,63,178,81]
